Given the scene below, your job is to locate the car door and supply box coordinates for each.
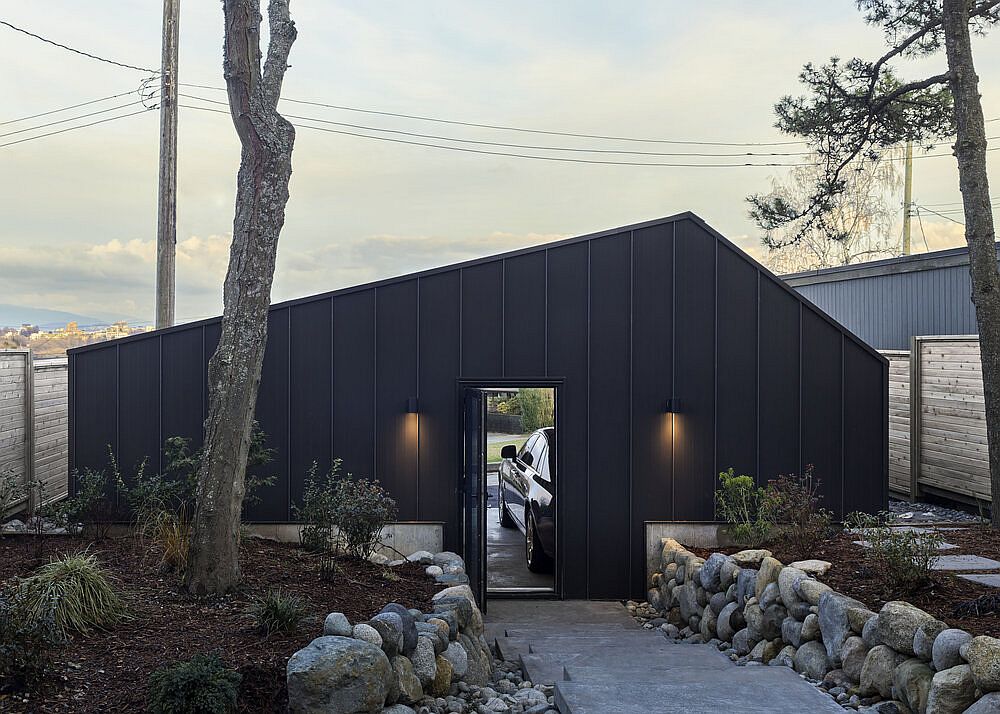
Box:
[506,434,536,528]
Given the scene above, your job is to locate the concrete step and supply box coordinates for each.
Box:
[555,668,845,714]
[494,636,530,663]
[501,624,640,638]
[520,646,734,686]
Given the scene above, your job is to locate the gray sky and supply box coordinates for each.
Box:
[1,1,997,323]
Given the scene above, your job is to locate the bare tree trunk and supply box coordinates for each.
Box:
[185,0,296,594]
[942,0,1000,526]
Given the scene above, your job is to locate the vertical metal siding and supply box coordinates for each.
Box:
[67,215,887,600]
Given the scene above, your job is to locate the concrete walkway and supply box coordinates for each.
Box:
[486,600,842,713]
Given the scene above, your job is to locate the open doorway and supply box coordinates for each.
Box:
[483,386,557,594]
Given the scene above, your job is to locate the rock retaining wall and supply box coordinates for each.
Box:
[645,538,1000,714]
[287,553,494,714]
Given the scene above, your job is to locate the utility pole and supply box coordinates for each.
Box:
[902,139,913,255]
[156,0,179,329]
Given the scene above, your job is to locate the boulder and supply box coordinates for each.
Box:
[789,559,832,576]
[756,557,783,600]
[324,612,353,637]
[700,604,718,640]
[431,656,453,697]
[801,613,820,643]
[406,550,434,564]
[777,566,808,609]
[709,591,729,616]
[794,640,830,680]
[433,610,459,640]
[732,549,772,567]
[842,636,869,683]
[932,629,972,672]
[458,632,492,686]
[798,579,832,607]
[786,601,812,621]
[782,616,804,648]
[759,582,781,611]
[876,601,936,656]
[700,553,732,591]
[819,591,871,664]
[411,636,437,686]
[913,618,948,662]
[352,623,383,648]
[660,538,684,566]
[736,568,758,606]
[859,645,907,699]
[750,637,783,663]
[677,582,701,621]
[648,588,664,612]
[965,636,1000,693]
[925,664,976,714]
[433,551,465,569]
[893,658,933,714]
[696,585,710,608]
[720,560,741,590]
[863,614,882,648]
[415,623,446,655]
[286,636,391,714]
[381,604,419,655]
[733,628,752,656]
[442,642,468,679]
[964,692,1000,713]
[717,601,741,643]
[770,645,797,668]
[368,615,403,658]
[391,656,423,704]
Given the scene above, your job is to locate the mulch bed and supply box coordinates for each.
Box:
[688,526,1000,638]
[0,535,443,713]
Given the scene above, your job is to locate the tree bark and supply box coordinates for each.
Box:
[185,0,296,594]
[942,0,1000,525]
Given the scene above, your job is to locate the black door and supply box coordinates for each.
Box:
[462,388,487,609]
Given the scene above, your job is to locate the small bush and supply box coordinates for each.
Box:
[765,465,833,560]
[518,388,555,431]
[0,467,26,532]
[149,510,192,573]
[330,474,397,559]
[293,461,337,552]
[148,653,241,714]
[251,589,306,636]
[0,585,63,692]
[715,468,772,547]
[17,551,129,638]
[847,511,943,594]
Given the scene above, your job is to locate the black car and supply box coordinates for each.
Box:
[498,427,555,572]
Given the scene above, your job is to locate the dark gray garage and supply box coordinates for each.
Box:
[68,212,887,600]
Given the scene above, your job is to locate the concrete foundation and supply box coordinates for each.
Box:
[246,521,445,558]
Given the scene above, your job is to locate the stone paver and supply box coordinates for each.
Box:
[931,554,1000,571]
[853,539,958,550]
[958,573,1000,587]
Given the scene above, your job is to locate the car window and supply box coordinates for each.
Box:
[518,435,538,462]
[536,445,550,480]
[528,434,547,470]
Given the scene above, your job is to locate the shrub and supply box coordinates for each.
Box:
[847,511,944,594]
[0,467,26,532]
[251,589,306,636]
[330,473,397,559]
[293,461,337,552]
[765,465,833,560]
[62,461,124,540]
[149,509,192,573]
[17,551,129,638]
[0,585,63,692]
[148,653,241,714]
[518,388,555,431]
[714,468,772,547]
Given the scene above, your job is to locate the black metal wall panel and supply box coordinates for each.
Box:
[801,309,844,514]
[289,298,332,509]
[461,262,503,377]
[375,280,419,519]
[672,221,716,520]
[246,309,290,522]
[545,241,590,598]
[844,340,888,514]
[629,223,674,596]
[716,245,759,480]
[417,271,462,546]
[68,213,888,601]
[117,339,161,488]
[333,290,376,481]
[587,233,632,598]
[758,278,801,483]
[161,328,205,455]
[503,252,547,377]
[72,348,118,486]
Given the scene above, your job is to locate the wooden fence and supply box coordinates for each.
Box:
[0,350,68,516]
[886,336,991,505]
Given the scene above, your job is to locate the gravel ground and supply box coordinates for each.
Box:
[888,497,985,523]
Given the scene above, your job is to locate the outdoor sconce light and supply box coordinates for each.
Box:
[406,398,419,414]
[664,398,681,413]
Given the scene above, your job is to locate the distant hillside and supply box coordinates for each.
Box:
[0,304,134,330]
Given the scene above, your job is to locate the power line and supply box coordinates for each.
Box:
[0,100,147,139]
[0,89,140,126]
[179,82,810,148]
[914,204,965,225]
[180,103,814,168]
[0,19,159,73]
[179,92,814,158]
[0,108,154,149]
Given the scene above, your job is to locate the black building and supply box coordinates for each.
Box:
[68,213,887,599]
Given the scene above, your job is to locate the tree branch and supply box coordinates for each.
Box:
[262,0,296,110]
